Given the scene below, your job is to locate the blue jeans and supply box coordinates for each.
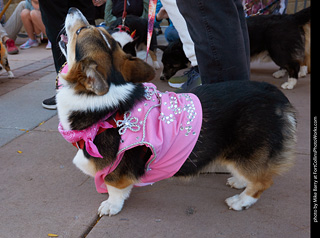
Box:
[165,25,179,43]
[176,0,250,84]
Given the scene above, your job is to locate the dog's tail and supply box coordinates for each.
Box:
[293,7,310,25]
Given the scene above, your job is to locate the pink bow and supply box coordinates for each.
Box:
[58,113,114,158]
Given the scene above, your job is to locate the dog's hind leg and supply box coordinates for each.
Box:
[273,68,287,79]
[298,65,308,78]
[226,166,247,189]
[226,178,273,211]
[225,165,274,211]
[281,61,300,89]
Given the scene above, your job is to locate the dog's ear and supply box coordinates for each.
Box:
[123,41,137,57]
[115,54,155,83]
[156,45,168,52]
[63,59,109,95]
[81,59,109,95]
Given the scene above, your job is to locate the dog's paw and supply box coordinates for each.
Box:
[281,78,297,90]
[272,69,286,78]
[153,61,160,70]
[225,194,257,211]
[226,177,247,189]
[298,66,308,78]
[98,199,123,217]
[8,71,14,78]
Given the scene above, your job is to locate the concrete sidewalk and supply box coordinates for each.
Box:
[0,37,310,238]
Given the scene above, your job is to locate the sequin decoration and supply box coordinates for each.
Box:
[160,93,198,135]
[144,85,157,100]
[158,113,175,124]
[116,111,141,135]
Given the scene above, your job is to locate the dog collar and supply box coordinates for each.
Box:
[76,25,90,35]
[114,25,136,39]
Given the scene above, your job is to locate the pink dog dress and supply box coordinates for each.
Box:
[58,64,202,194]
[94,84,203,193]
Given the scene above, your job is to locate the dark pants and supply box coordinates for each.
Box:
[39,0,95,73]
[176,0,250,84]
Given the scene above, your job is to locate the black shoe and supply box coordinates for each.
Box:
[42,95,57,110]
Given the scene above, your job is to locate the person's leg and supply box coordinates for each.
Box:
[176,0,250,83]
[39,0,69,72]
[160,0,197,68]
[39,0,95,73]
[3,1,25,41]
[20,9,39,49]
[165,25,179,43]
[39,0,95,110]
[160,0,200,90]
[30,10,46,35]
[21,9,36,40]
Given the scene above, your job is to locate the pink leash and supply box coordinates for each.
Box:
[146,0,157,60]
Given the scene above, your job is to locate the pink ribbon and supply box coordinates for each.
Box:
[58,113,115,158]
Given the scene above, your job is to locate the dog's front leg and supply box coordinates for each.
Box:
[98,184,133,217]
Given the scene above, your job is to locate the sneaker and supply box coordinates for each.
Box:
[5,39,19,54]
[42,95,57,110]
[168,73,188,88]
[46,41,51,49]
[20,39,39,49]
[169,67,201,90]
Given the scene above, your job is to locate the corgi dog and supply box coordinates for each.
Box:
[57,8,297,217]
[0,41,14,78]
[107,15,160,70]
[247,7,311,89]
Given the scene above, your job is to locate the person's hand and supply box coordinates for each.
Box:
[92,0,106,7]
[156,7,169,21]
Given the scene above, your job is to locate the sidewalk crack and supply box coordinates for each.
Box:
[81,215,101,238]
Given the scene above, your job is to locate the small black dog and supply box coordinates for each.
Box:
[158,39,189,81]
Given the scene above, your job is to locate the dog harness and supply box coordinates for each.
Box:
[58,65,202,193]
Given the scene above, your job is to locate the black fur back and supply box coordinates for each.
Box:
[247,7,310,58]
[175,81,296,176]
[247,7,310,81]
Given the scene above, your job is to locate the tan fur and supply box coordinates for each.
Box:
[303,23,311,73]
[0,41,14,78]
[62,25,154,95]
[105,176,138,190]
[216,117,296,201]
